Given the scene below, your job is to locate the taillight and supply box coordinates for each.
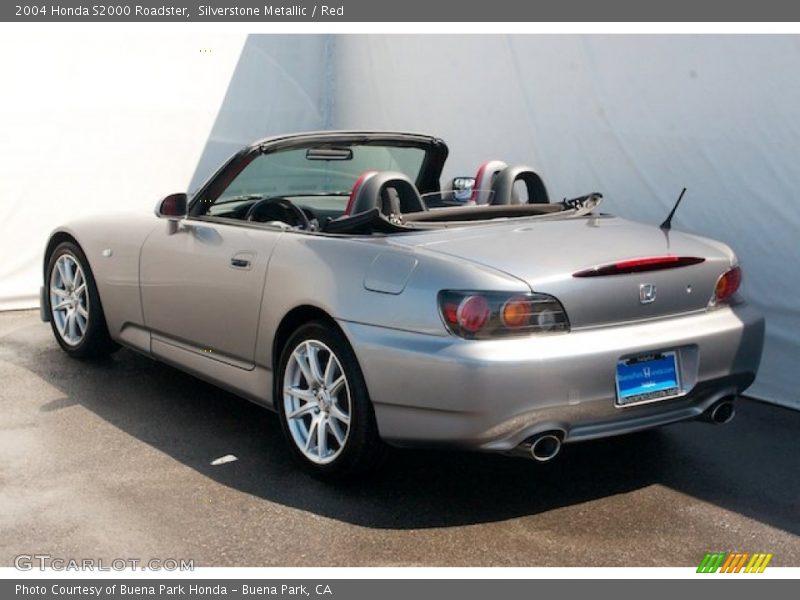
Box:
[710,266,742,306]
[439,291,569,339]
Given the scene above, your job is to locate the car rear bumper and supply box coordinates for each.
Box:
[339,302,765,452]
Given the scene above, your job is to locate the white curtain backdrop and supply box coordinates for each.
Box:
[0,31,248,309]
[1,34,797,408]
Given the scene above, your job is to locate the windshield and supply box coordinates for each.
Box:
[205,144,427,215]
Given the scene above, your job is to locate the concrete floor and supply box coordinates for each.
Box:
[0,310,798,567]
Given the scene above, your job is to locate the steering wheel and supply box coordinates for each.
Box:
[244,197,312,230]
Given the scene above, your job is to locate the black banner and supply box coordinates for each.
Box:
[4,0,800,22]
[4,579,798,600]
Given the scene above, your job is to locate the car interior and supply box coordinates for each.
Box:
[190,140,600,235]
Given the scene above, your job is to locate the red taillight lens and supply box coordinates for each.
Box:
[712,266,742,305]
[442,302,459,326]
[455,295,491,333]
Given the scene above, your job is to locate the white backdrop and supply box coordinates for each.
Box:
[1,34,797,408]
[0,31,248,308]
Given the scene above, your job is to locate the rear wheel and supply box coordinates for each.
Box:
[276,322,384,479]
[46,241,119,358]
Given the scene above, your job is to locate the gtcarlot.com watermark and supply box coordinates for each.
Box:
[14,554,194,571]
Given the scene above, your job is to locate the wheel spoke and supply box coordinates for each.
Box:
[67,311,78,341]
[52,299,71,311]
[74,283,86,297]
[317,417,328,458]
[329,375,346,397]
[304,417,318,452]
[56,260,68,286]
[287,402,316,420]
[285,386,315,402]
[75,312,87,333]
[330,403,350,426]
[73,268,83,290]
[329,419,346,446]
[76,304,89,319]
[293,349,315,386]
[55,314,67,337]
[323,352,336,386]
[65,258,76,286]
[306,342,324,383]
[51,287,69,299]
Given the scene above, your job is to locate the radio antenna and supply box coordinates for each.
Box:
[660,187,687,231]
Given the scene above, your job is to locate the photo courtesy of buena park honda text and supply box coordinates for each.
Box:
[0,0,798,596]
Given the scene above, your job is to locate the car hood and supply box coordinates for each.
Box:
[391,215,736,328]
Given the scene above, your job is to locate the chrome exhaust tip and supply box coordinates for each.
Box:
[707,398,736,425]
[529,432,562,462]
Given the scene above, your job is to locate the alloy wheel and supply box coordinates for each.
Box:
[50,254,90,346]
[283,339,352,464]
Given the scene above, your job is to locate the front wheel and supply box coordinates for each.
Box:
[276,322,384,479]
[46,241,119,358]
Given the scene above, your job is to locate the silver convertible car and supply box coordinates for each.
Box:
[41,131,764,478]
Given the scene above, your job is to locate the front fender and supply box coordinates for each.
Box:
[43,212,160,342]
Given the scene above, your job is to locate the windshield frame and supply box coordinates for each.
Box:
[188,131,448,218]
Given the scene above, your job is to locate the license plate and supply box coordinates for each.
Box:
[615,351,681,407]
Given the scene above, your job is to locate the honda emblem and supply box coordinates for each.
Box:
[639,283,657,304]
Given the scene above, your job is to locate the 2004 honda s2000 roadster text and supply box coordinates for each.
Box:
[41,131,764,478]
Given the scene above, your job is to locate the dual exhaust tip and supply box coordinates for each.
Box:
[528,432,563,462]
[522,397,736,463]
[705,397,736,425]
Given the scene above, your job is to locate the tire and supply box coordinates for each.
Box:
[276,321,384,479]
[46,241,119,359]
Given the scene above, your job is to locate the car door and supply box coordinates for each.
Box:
[139,219,280,369]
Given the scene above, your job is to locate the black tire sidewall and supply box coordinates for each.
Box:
[276,321,381,478]
[46,241,116,358]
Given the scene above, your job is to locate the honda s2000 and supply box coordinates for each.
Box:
[41,131,764,478]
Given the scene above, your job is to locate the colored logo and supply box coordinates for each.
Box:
[697,552,773,573]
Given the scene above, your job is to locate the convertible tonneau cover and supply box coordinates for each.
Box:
[322,193,604,235]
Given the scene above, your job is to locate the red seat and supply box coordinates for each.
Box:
[344,171,379,215]
[470,160,507,205]
[345,171,426,217]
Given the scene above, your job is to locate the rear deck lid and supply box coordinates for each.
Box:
[393,216,735,328]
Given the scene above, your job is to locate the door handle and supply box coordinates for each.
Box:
[230,252,255,270]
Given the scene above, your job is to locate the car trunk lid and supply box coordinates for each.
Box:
[394,216,735,328]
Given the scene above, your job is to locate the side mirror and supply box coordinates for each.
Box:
[155,193,188,220]
[451,177,475,202]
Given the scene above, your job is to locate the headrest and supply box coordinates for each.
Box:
[470,160,508,205]
[344,171,379,215]
[345,171,426,217]
[491,165,548,205]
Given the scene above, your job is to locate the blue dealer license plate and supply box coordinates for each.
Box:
[615,351,681,406]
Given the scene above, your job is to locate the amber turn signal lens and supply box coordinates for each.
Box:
[501,297,531,328]
[713,266,742,305]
